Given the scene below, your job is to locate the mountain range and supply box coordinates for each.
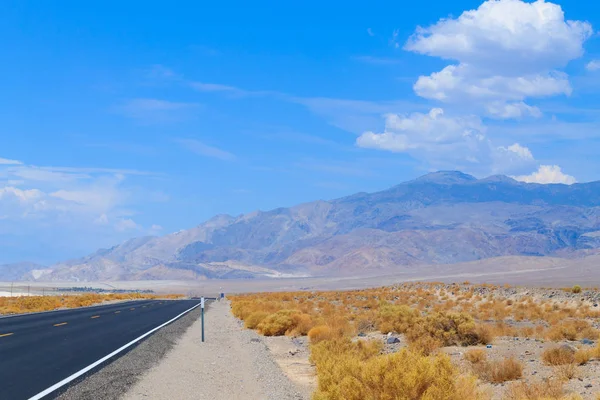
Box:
[5,171,600,282]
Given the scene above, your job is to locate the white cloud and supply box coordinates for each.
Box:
[586,60,600,71]
[0,157,22,165]
[405,0,592,119]
[356,108,535,174]
[486,101,542,119]
[367,28,375,37]
[115,218,140,232]
[176,139,236,161]
[405,0,592,72]
[414,64,571,103]
[505,143,534,160]
[0,187,44,203]
[513,165,576,184]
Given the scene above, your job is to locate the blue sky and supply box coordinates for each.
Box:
[2,0,600,264]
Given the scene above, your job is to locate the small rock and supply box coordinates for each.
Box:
[581,338,595,345]
[250,338,260,343]
[289,348,300,356]
[560,344,577,354]
[585,384,593,388]
[386,336,401,344]
[357,332,367,337]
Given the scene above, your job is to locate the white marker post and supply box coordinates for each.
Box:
[201,297,205,342]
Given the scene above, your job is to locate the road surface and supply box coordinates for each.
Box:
[0,299,201,399]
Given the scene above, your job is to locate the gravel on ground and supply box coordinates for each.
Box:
[122,299,307,400]
[57,305,202,400]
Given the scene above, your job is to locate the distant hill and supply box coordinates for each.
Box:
[28,171,600,281]
[0,262,48,281]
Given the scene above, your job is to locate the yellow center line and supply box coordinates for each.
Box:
[90,315,100,319]
[0,333,14,338]
[114,311,121,314]
[54,322,68,327]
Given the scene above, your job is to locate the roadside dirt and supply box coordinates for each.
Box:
[122,299,306,400]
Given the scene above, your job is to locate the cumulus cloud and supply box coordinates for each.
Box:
[586,60,600,71]
[513,165,576,184]
[404,0,592,71]
[405,0,592,118]
[504,143,534,160]
[356,108,535,173]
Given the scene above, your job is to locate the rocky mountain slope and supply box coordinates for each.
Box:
[16,171,600,281]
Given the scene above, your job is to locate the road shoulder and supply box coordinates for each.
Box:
[122,299,308,400]
[56,305,201,400]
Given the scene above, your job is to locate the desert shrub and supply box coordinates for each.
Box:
[505,380,572,400]
[464,349,487,364]
[311,339,483,400]
[572,285,582,294]
[542,346,575,366]
[546,319,599,341]
[355,316,377,333]
[472,357,523,383]
[406,312,492,347]
[257,310,299,336]
[409,335,443,356]
[290,313,314,335]
[308,326,335,343]
[244,311,269,329]
[555,363,578,381]
[574,348,593,365]
[377,303,420,334]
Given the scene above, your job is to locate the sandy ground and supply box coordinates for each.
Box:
[122,300,306,400]
[262,335,316,398]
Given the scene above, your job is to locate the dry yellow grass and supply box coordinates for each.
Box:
[464,349,487,364]
[574,348,594,365]
[472,357,524,384]
[308,326,335,343]
[0,293,183,315]
[542,347,576,366]
[310,339,485,400]
[555,363,578,381]
[505,380,580,400]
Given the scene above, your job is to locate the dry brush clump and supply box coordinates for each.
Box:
[469,356,524,384]
[310,338,485,400]
[505,380,580,400]
[542,346,576,366]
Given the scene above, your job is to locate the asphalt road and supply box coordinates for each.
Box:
[0,299,201,400]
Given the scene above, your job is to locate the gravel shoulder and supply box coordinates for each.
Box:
[57,304,202,400]
[122,299,307,400]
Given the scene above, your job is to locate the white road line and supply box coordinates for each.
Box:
[28,302,201,400]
